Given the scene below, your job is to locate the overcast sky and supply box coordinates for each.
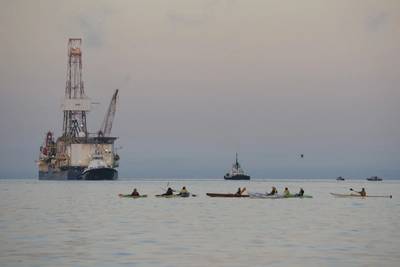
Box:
[0,0,399,179]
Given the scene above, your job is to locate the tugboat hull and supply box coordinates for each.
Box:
[224,174,250,180]
[366,177,382,181]
[81,168,118,180]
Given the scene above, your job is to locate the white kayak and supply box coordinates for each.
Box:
[330,193,392,198]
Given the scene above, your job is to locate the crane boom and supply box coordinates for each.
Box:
[99,89,119,137]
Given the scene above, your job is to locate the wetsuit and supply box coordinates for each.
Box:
[298,189,304,196]
[178,188,189,196]
[358,190,366,197]
[235,188,242,196]
[283,189,290,197]
[267,188,277,196]
[163,188,174,196]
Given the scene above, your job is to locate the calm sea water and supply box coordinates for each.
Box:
[0,179,399,267]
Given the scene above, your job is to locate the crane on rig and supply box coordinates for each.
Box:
[98,89,119,137]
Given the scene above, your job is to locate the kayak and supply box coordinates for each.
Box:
[155,193,196,198]
[206,193,249,198]
[155,194,178,198]
[249,192,313,199]
[118,194,148,198]
[330,193,392,198]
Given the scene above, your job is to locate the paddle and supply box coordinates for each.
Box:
[159,182,178,194]
[350,188,366,197]
[160,182,169,191]
[350,188,362,193]
[351,188,392,198]
[349,188,359,194]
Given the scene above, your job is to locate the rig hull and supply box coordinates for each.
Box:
[39,167,85,180]
[39,166,118,180]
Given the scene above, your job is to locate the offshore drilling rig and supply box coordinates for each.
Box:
[38,38,120,180]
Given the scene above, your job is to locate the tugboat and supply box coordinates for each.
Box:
[366,176,382,181]
[81,150,118,180]
[336,176,345,181]
[224,153,250,180]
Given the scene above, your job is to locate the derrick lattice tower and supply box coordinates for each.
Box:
[62,38,90,138]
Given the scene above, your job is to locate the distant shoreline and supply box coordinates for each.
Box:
[1,177,400,181]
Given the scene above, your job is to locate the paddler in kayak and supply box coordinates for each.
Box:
[235,187,242,196]
[162,187,174,196]
[178,186,190,197]
[356,188,366,197]
[235,187,247,196]
[283,187,290,197]
[267,186,278,195]
[295,188,304,197]
[131,188,140,196]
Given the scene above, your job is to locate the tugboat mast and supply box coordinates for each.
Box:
[235,152,239,168]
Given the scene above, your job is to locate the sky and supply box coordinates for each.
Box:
[0,0,399,179]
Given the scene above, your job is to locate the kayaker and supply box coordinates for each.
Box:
[162,187,174,196]
[178,186,189,196]
[235,187,241,196]
[283,187,290,197]
[357,188,366,197]
[267,186,277,195]
[131,188,140,196]
[295,188,304,197]
[235,187,246,196]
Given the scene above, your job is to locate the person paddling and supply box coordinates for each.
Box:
[162,187,174,196]
[235,187,242,196]
[283,187,290,197]
[178,186,189,197]
[235,187,246,196]
[295,188,304,197]
[131,188,140,196]
[267,186,277,196]
[356,188,366,197]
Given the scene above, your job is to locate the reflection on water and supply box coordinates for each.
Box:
[0,179,400,266]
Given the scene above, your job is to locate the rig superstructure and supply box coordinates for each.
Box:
[38,38,120,180]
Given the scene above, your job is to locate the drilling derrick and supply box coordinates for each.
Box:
[62,38,90,138]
